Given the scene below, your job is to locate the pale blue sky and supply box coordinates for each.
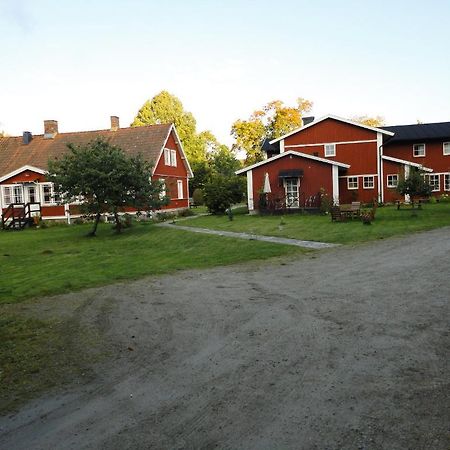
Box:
[1,0,449,145]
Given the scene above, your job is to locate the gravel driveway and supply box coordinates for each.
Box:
[1,227,449,449]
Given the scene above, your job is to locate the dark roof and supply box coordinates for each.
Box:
[382,121,450,143]
[0,124,173,179]
[261,138,280,154]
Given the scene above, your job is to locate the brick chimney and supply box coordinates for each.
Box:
[44,120,58,138]
[110,116,120,131]
[22,131,33,144]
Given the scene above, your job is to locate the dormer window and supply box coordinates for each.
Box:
[324,143,336,157]
[413,143,425,157]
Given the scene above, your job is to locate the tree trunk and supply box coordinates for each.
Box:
[89,212,101,236]
[114,211,122,233]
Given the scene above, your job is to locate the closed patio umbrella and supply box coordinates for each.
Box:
[263,172,271,193]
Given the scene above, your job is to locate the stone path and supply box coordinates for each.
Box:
[157,222,338,249]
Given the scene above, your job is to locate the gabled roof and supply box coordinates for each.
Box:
[0,165,46,183]
[269,114,394,144]
[382,155,433,172]
[0,123,193,179]
[236,150,350,175]
[381,121,450,143]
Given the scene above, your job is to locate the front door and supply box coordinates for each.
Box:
[25,185,37,203]
[285,178,299,208]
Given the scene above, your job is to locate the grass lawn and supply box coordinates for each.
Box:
[0,221,304,305]
[183,203,450,244]
[0,221,305,412]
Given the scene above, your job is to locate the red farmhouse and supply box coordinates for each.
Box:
[237,115,450,213]
[0,117,193,224]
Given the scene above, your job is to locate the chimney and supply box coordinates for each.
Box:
[302,116,315,126]
[110,116,120,131]
[44,120,58,138]
[22,131,33,145]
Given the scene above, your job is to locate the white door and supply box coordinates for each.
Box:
[25,185,37,203]
[285,178,299,208]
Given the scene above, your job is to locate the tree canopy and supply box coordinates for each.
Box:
[231,98,313,164]
[396,169,432,207]
[352,115,385,127]
[48,138,167,235]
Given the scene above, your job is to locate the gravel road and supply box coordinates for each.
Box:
[1,227,449,450]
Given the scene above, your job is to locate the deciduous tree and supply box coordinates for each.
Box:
[396,169,432,208]
[48,138,167,236]
[352,115,385,127]
[231,98,313,164]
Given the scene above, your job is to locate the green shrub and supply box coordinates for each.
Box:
[192,188,204,206]
[178,208,196,217]
[203,175,245,214]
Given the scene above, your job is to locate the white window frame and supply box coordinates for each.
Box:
[444,174,450,191]
[347,176,358,190]
[177,179,184,199]
[387,174,398,188]
[159,179,166,200]
[427,174,440,192]
[443,142,450,156]
[170,149,177,167]
[413,143,426,157]
[324,143,336,157]
[2,186,12,205]
[40,183,59,205]
[164,148,171,166]
[363,176,374,189]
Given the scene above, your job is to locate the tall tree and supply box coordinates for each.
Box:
[132,90,207,164]
[352,115,385,127]
[231,98,313,164]
[48,138,167,236]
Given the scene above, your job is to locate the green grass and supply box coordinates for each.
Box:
[182,203,450,244]
[0,221,304,305]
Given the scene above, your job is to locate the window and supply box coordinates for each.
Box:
[13,186,23,203]
[41,184,59,204]
[387,174,398,188]
[428,174,440,192]
[347,177,358,190]
[445,174,450,191]
[164,148,177,167]
[159,179,166,200]
[2,186,12,205]
[363,176,374,189]
[413,143,425,157]
[164,148,171,166]
[177,180,184,199]
[444,142,450,156]
[324,143,336,157]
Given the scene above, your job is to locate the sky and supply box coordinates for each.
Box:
[1,0,450,146]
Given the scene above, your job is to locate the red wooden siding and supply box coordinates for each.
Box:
[251,155,334,209]
[1,170,46,184]
[339,176,378,204]
[384,141,450,173]
[382,159,404,203]
[284,118,376,146]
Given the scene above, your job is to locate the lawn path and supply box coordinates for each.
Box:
[157,222,339,249]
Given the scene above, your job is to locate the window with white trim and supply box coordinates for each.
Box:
[324,143,336,157]
[159,179,166,200]
[387,174,398,188]
[170,149,177,167]
[347,177,358,190]
[164,148,171,166]
[3,185,24,204]
[413,143,425,157]
[443,142,450,156]
[428,174,440,192]
[2,186,12,205]
[444,174,450,191]
[41,183,59,205]
[363,176,374,189]
[177,180,183,199]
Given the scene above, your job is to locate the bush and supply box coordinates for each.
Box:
[178,208,195,217]
[319,188,332,214]
[192,188,204,206]
[203,175,245,214]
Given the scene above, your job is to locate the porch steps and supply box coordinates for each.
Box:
[1,202,41,231]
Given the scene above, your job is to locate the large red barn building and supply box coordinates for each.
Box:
[237,115,449,213]
[0,117,193,225]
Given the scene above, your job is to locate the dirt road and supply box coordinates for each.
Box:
[1,228,449,449]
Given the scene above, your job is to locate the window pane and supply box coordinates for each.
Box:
[444,143,450,155]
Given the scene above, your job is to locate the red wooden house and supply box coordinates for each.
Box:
[237,115,448,213]
[0,117,193,226]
